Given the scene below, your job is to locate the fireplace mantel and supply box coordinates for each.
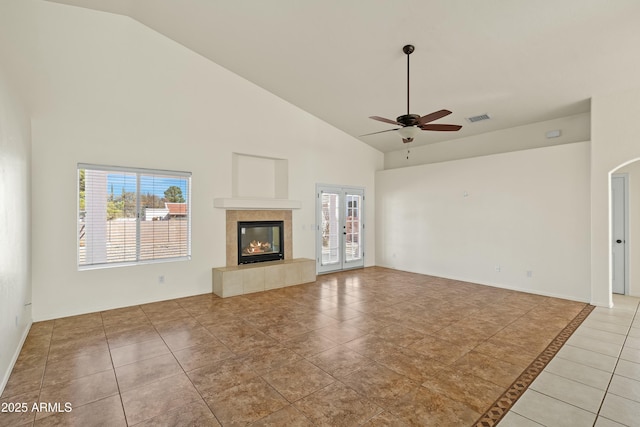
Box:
[214,198,301,210]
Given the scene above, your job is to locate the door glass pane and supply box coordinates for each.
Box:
[321,192,340,265]
[345,194,362,262]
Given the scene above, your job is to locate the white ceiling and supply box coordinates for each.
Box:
[47,0,640,152]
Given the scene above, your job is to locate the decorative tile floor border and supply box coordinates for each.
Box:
[474,303,596,427]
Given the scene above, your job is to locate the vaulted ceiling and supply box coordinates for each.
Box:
[47,0,640,152]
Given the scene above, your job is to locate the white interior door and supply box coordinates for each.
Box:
[612,175,627,295]
[317,185,365,273]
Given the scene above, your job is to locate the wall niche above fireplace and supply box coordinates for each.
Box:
[238,220,284,264]
[213,153,301,210]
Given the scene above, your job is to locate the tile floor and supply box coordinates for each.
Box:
[0,267,629,426]
[500,294,640,427]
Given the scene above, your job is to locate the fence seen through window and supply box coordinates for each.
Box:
[78,164,191,268]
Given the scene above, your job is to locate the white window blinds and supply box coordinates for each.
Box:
[78,164,191,269]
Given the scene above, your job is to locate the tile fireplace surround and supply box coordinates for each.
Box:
[214,209,315,298]
[225,210,292,267]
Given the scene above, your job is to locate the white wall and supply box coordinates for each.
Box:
[376,142,591,302]
[615,161,640,297]
[24,2,382,320]
[384,113,590,169]
[591,87,640,307]
[0,66,32,393]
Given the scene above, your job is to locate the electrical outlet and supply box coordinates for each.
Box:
[15,315,18,327]
[526,270,533,278]
[495,265,501,272]
[158,275,165,284]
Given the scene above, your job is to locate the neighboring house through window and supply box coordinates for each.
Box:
[78,164,191,269]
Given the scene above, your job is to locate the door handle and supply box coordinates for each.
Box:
[616,239,622,244]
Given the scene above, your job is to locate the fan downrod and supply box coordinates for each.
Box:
[403,45,414,115]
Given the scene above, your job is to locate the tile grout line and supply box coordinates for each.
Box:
[113,300,227,425]
[503,302,638,427]
[153,299,224,427]
[591,300,640,427]
[474,303,595,427]
[102,309,130,427]
[34,321,54,425]
[180,296,363,426]
[33,318,108,423]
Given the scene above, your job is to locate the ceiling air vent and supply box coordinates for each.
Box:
[465,113,491,123]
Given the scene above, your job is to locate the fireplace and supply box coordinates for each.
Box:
[237,220,284,265]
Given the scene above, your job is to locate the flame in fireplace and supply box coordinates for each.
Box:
[244,240,272,254]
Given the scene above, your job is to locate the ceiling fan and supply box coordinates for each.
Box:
[362,44,462,143]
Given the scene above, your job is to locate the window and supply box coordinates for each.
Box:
[78,164,191,269]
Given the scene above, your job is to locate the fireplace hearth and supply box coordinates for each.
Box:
[237,220,284,264]
[214,209,314,298]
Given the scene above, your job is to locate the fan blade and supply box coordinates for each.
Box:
[360,128,401,137]
[369,116,401,126]
[420,124,462,132]
[417,109,452,125]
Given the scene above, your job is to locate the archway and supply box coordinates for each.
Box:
[609,157,640,299]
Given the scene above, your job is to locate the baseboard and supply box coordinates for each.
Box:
[458,277,592,303]
[371,264,591,303]
[0,320,32,397]
[591,299,614,308]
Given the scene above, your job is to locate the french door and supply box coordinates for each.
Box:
[316,185,365,273]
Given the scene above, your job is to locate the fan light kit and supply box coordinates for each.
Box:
[360,44,462,143]
[361,45,462,143]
